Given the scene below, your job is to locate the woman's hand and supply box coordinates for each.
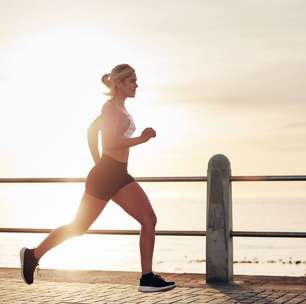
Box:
[140,127,156,143]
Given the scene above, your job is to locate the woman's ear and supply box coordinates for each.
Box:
[116,79,123,89]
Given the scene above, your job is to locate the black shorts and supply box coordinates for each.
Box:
[85,153,135,200]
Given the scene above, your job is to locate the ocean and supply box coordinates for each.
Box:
[0,182,306,277]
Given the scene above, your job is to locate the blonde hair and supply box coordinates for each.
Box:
[101,64,135,96]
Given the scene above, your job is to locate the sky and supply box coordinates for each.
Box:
[1,0,306,196]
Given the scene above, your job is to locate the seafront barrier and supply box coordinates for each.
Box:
[1,154,306,284]
[206,154,306,284]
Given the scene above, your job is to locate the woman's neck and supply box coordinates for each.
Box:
[109,99,126,112]
[109,96,126,110]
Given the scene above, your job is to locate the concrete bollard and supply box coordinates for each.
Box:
[206,154,233,283]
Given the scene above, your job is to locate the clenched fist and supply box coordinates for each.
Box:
[140,127,156,142]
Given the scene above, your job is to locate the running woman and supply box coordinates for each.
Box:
[20,64,176,292]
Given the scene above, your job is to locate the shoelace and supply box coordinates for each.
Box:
[153,273,165,281]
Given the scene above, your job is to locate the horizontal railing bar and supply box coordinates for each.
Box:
[0,177,207,183]
[232,175,306,182]
[0,228,206,236]
[0,178,86,183]
[2,228,306,238]
[232,231,306,238]
[1,176,306,184]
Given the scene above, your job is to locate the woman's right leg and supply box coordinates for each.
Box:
[34,192,108,260]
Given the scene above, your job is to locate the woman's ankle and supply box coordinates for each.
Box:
[141,271,153,277]
[33,248,40,261]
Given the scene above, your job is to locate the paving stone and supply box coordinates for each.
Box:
[1,274,306,304]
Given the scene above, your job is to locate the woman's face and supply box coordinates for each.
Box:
[118,72,138,98]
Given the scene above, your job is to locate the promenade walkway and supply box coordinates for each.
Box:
[1,268,306,303]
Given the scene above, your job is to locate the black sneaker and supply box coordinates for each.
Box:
[138,272,176,292]
[20,247,39,285]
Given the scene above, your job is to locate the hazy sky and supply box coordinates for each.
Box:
[1,1,306,195]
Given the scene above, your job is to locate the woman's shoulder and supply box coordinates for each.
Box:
[101,100,116,114]
[101,99,112,109]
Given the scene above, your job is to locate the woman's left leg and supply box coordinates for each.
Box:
[111,182,157,275]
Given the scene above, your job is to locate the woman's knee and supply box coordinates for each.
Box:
[140,213,157,229]
[66,221,88,237]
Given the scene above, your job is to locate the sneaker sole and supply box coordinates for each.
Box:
[138,284,176,292]
[20,247,30,284]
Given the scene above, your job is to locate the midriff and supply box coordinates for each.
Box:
[102,148,129,164]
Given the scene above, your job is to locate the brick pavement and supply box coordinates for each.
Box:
[1,278,306,304]
[1,269,306,304]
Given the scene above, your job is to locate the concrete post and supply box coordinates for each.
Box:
[206,154,233,283]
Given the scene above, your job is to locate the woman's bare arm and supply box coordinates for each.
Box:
[87,115,103,164]
[87,103,155,164]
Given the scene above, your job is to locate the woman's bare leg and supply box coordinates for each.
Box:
[111,182,157,275]
[34,193,108,260]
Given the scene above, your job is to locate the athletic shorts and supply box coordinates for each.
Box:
[85,153,135,200]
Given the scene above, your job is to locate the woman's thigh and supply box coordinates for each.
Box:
[71,192,109,230]
[111,182,156,225]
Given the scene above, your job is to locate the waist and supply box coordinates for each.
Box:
[100,153,128,168]
[102,149,129,163]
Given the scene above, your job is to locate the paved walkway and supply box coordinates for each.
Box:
[1,268,306,303]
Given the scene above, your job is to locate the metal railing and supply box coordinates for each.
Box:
[1,175,305,237]
[0,176,206,237]
[1,155,306,283]
[232,175,306,238]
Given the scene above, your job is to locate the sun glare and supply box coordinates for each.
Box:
[3,26,149,176]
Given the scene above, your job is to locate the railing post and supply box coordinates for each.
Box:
[206,154,233,283]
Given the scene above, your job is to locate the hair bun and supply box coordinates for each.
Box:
[101,73,112,88]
